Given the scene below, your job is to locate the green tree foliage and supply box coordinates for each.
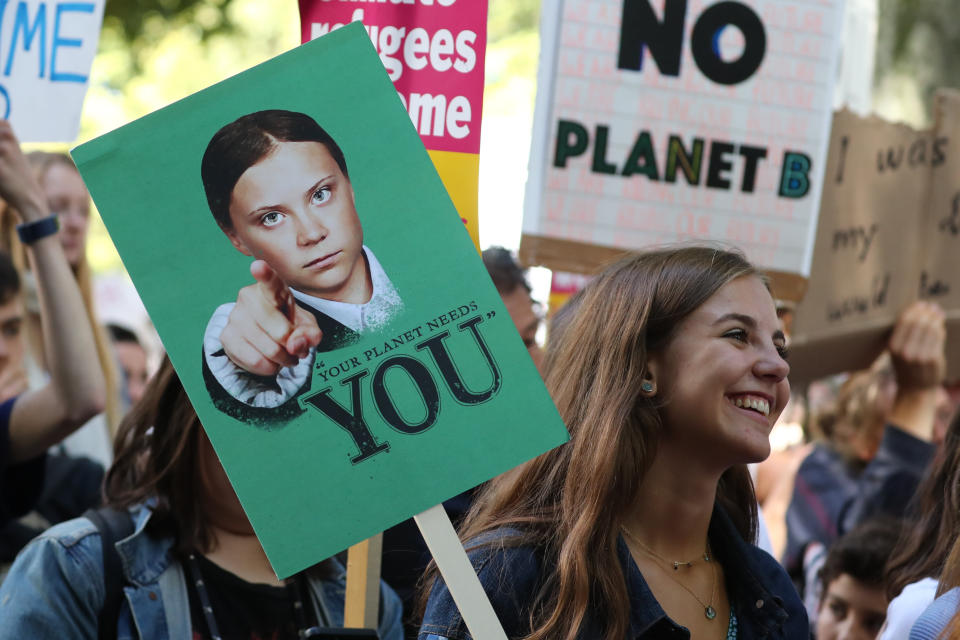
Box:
[875,0,960,123]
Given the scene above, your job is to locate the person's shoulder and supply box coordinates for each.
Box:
[1,515,104,596]
[743,543,794,585]
[896,577,940,605]
[743,543,805,606]
[420,528,546,640]
[31,514,101,548]
[0,515,109,636]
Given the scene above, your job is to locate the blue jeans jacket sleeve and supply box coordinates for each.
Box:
[0,510,406,640]
[0,518,103,638]
[379,580,405,640]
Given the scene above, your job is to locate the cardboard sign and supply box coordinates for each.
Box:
[72,23,568,578]
[299,0,487,249]
[1,0,105,142]
[787,91,960,383]
[521,0,844,288]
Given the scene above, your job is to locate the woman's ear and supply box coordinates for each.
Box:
[642,354,660,397]
[223,227,253,257]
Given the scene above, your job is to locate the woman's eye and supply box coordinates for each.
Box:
[261,211,284,227]
[724,328,748,343]
[312,186,331,205]
[776,344,790,360]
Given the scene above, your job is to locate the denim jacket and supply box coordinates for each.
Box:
[420,505,808,640]
[0,503,404,639]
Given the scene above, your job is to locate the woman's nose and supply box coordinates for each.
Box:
[754,343,790,381]
[297,212,328,245]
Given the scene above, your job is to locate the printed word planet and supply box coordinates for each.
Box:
[554,119,813,199]
[303,312,501,465]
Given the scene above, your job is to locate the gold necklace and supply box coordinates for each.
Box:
[659,556,718,620]
[621,527,711,570]
[622,528,718,620]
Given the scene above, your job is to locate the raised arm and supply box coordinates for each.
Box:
[886,300,946,439]
[0,121,106,462]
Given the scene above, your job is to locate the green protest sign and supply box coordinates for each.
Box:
[73,23,569,578]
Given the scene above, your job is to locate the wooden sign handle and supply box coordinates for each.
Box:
[414,504,508,640]
[344,533,383,628]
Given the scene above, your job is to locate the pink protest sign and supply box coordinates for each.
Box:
[522,0,845,281]
[299,0,487,155]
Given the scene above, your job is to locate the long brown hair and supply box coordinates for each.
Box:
[104,356,216,555]
[885,409,960,600]
[426,246,762,640]
[933,536,960,639]
[1,153,122,433]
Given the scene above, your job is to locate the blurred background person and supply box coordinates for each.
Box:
[785,301,945,611]
[1,152,121,468]
[481,246,543,373]
[814,518,901,640]
[107,323,149,406]
[0,120,106,541]
[0,151,123,568]
[877,408,960,639]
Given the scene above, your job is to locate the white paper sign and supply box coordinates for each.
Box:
[524,0,844,276]
[1,0,105,142]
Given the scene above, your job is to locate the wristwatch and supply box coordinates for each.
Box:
[16,215,59,244]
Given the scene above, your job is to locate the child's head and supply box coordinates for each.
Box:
[202,110,369,303]
[816,519,900,640]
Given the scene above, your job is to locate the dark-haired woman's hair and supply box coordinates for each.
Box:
[423,245,764,640]
[104,356,214,555]
[481,246,530,295]
[885,409,960,600]
[201,109,349,230]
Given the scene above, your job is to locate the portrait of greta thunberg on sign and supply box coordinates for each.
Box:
[200,110,403,425]
[71,23,568,578]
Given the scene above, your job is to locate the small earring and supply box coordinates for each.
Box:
[641,380,654,394]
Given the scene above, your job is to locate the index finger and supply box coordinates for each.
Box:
[250,260,295,322]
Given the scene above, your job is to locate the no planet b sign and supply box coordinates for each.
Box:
[522,0,844,281]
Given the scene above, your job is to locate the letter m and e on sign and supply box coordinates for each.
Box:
[0,0,106,142]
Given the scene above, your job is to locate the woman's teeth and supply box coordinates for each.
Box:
[733,396,770,416]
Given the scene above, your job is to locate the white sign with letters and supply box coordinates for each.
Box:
[1,0,106,142]
[524,0,844,276]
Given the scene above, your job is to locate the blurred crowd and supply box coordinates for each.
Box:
[0,119,956,640]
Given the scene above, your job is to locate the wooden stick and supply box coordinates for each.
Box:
[344,533,383,628]
[414,504,508,640]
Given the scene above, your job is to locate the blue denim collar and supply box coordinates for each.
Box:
[621,504,789,638]
[114,500,177,587]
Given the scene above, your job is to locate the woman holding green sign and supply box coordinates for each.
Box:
[0,357,404,639]
[420,246,806,639]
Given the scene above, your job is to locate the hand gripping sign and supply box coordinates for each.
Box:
[72,24,565,636]
[300,0,488,251]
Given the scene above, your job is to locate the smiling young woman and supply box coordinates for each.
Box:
[419,246,806,640]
